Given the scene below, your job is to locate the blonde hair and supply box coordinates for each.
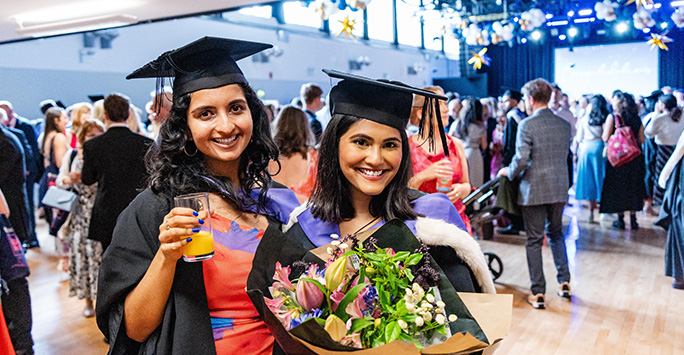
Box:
[71,103,93,134]
[91,100,105,123]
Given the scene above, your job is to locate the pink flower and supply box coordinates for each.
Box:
[386,248,396,256]
[265,296,298,330]
[340,333,362,349]
[345,287,369,320]
[296,278,324,312]
[273,262,294,291]
[264,296,285,312]
[330,290,345,311]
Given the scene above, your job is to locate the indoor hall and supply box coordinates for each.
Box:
[1,0,683,354]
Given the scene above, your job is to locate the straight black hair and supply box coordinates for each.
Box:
[309,114,419,225]
[146,82,278,213]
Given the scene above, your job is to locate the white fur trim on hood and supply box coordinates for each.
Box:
[415,217,496,294]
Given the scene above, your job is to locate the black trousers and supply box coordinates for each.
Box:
[2,278,34,355]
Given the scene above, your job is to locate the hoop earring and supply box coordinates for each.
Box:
[184,143,198,157]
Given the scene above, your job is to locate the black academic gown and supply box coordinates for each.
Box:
[96,186,299,355]
[657,160,684,281]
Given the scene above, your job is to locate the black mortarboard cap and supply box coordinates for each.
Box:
[88,95,105,102]
[644,90,663,100]
[323,69,450,155]
[126,37,272,97]
[503,89,522,102]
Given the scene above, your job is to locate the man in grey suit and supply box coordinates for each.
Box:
[498,78,572,309]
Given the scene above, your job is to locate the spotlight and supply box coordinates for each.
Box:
[531,30,542,40]
[643,27,651,33]
[578,9,592,16]
[568,27,579,37]
[567,10,575,17]
[661,22,668,29]
[559,34,567,40]
[521,38,528,43]
[617,22,628,33]
[546,14,554,19]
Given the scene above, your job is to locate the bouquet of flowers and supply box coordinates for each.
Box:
[246,219,511,354]
[266,234,457,349]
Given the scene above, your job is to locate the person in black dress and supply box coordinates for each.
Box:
[599,91,647,230]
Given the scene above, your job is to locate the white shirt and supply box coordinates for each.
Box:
[659,131,684,188]
[644,112,684,146]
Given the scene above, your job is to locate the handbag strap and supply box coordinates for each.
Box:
[613,113,624,128]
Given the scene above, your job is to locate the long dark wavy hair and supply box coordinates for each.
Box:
[145,82,278,213]
[455,97,483,140]
[612,91,641,129]
[309,114,419,224]
[588,94,609,126]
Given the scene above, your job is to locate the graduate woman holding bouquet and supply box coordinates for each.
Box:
[96,37,300,354]
[284,70,495,296]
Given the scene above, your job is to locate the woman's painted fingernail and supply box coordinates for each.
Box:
[192,211,199,217]
[198,218,204,225]
[186,237,193,243]
[192,227,200,233]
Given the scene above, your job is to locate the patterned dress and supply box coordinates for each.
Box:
[409,135,472,233]
[204,214,274,354]
[63,155,102,300]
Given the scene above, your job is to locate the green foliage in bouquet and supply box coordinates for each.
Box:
[266,235,458,349]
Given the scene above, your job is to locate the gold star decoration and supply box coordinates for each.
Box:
[625,0,653,10]
[468,47,491,70]
[647,32,673,50]
[336,16,357,40]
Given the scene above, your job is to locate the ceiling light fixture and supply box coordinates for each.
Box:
[15,14,138,38]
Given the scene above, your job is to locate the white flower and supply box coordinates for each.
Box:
[449,314,458,322]
[331,240,340,246]
[435,308,443,314]
[435,314,446,325]
[331,233,340,239]
[339,243,349,249]
[415,317,425,327]
[421,312,432,322]
[405,302,416,313]
[327,247,334,255]
[398,319,408,330]
[421,301,433,309]
[426,294,435,303]
[404,289,413,302]
[436,301,445,308]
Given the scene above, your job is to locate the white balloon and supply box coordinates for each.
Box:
[673,7,684,28]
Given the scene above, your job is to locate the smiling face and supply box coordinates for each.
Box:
[56,112,68,132]
[186,84,253,178]
[338,119,403,201]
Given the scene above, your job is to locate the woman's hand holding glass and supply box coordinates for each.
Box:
[426,159,454,182]
[158,207,206,262]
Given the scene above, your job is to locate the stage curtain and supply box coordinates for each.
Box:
[659,30,684,89]
[484,40,554,97]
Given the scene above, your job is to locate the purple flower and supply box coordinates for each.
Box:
[290,309,323,328]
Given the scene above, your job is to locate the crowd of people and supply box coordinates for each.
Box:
[1,35,683,354]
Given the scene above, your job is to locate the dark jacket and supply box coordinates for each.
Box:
[0,126,30,242]
[82,127,152,248]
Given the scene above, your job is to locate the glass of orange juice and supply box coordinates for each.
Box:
[174,192,214,262]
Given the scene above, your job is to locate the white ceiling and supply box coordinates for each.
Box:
[1,0,269,44]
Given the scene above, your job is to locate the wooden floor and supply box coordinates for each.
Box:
[23,199,684,355]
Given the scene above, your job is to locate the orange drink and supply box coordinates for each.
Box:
[174,192,214,262]
[183,230,214,262]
